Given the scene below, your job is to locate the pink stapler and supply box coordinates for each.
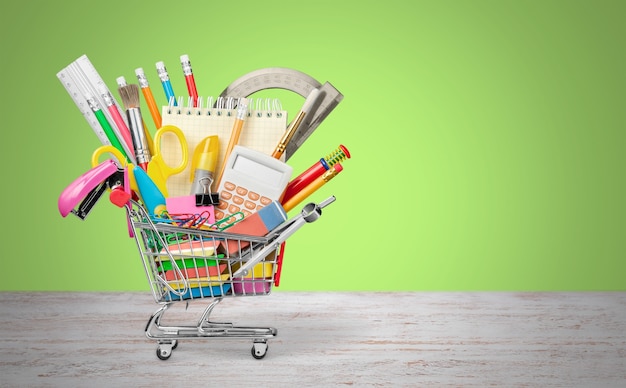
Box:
[58,160,131,219]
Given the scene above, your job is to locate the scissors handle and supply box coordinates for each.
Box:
[91,145,127,168]
[154,125,189,174]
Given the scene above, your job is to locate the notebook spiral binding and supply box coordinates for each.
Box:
[166,96,284,118]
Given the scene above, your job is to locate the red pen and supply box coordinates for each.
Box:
[281,144,350,204]
[180,54,199,107]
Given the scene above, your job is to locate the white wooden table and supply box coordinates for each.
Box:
[1,291,625,387]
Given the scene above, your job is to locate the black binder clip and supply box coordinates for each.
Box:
[195,192,220,206]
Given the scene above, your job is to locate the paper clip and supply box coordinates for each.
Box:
[212,212,245,231]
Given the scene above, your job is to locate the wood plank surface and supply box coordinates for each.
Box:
[1,292,625,387]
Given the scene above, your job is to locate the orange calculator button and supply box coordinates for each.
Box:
[229,204,240,214]
[242,209,252,217]
[248,191,260,201]
[260,196,272,205]
[244,200,256,210]
[217,200,228,210]
[214,210,224,220]
[236,186,248,196]
[233,196,244,205]
[224,181,236,191]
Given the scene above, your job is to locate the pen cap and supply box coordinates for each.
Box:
[133,165,167,216]
[190,135,219,180]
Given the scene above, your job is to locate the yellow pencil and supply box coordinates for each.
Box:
[214,97,249,189]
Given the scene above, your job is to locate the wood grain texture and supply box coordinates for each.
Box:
[1,292,625,387]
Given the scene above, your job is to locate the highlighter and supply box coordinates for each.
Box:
[190,135,219,195]
[133,165,167,216]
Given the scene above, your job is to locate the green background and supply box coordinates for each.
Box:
[1,0,624,291]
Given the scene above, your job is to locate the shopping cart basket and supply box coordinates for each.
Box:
[126,196,336,360]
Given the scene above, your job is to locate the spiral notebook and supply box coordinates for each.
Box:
[160,97,287,198]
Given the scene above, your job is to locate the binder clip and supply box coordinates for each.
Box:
[195,192,220,206]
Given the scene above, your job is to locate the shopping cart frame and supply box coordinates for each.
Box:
[126,196,335,360]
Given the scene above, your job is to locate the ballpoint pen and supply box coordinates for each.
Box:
[135,67,162,129]
[281,144,350,204]
[282,163,343,212]
[271,88,319,159]
[156,61,177,106]
[180,54,199,108]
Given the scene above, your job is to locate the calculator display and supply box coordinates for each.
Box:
[232,155,283,184]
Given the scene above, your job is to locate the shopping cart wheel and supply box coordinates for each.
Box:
[251,340,268,359]
[156,341,177,360]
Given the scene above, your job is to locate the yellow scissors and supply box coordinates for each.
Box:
[146,125,188,197]
[91,145,140,195]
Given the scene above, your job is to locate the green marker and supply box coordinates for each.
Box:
[86,94,131,163]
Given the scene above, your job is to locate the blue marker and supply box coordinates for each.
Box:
[156,61,177,106]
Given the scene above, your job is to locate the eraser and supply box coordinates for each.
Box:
[220,201,288,255]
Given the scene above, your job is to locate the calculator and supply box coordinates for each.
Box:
[215,146,293,221]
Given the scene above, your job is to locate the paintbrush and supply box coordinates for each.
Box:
[119,84,151,171]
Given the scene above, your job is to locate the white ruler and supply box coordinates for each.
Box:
[57,55,135,160]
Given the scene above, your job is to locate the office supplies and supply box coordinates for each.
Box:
[116,76,127,87]
[162,261,227,282]
[56,55,135,160]
[160,97,287,198]
[85,93,131,163]
[273,241,286,286]
[214,98,249,188]
[180,54,199,107]
[232,196,335,279]
[219,67,343,160]
[282,163,343,212]
[119,84,151,171]
[146,125,189,197]
[165,283,231,301]
[165,195,215,226]
[220,200,288,254]
[133,165,167,217]
[282,144,350,204]
[135,67,162,129]
[215,146,293,221]
[158,257,225,277]
[100,88,136,164]
[156,61,176,106]
[232,261,275,295]
[271,88,319,159]
[190,135,219,196]
[58,160,125,219]
[91,144,140,196]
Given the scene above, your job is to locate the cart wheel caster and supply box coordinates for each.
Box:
[251,341,268,359]
[156,341,176,360]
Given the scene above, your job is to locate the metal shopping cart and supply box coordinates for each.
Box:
[126,196,335,360]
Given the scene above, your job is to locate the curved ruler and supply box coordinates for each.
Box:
[219,67,343,160]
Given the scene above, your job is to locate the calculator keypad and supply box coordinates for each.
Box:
[215,181,272,221]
